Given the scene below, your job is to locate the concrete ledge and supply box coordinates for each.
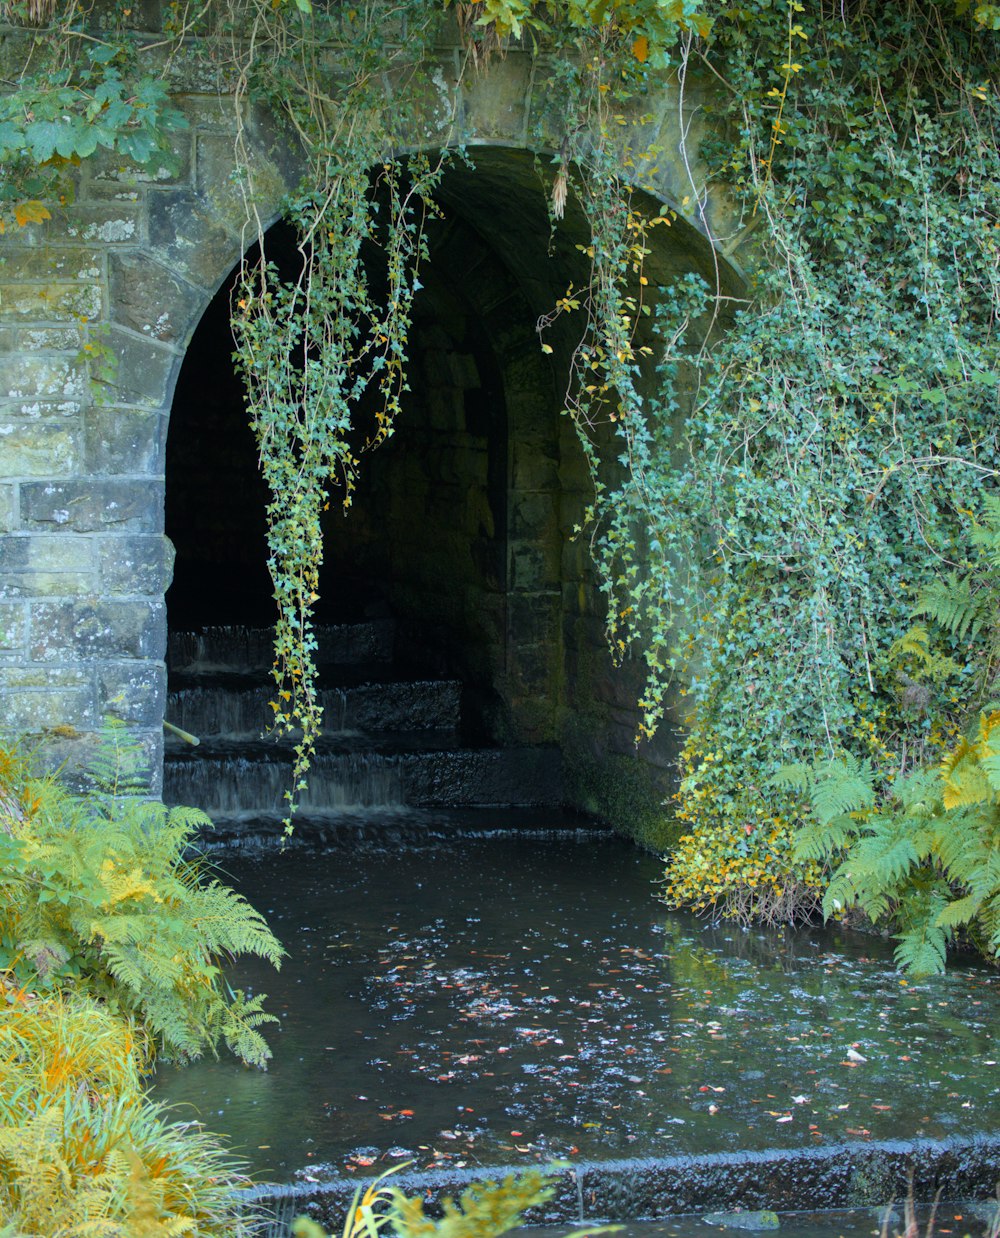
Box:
[248,1135,1000,1229]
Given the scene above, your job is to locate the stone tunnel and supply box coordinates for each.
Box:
[0,26,748,828]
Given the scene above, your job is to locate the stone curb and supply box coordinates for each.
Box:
[247,1134,1000,1228]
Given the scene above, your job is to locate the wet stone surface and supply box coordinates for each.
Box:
[152,834,1000,1184]
[515,1203,1000,1238]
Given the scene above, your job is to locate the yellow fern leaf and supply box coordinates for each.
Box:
[99,858,163,907]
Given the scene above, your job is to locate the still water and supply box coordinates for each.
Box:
[153,832,1000,1182]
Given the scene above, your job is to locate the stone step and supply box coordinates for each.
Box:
[163,746,563,816]
[167,621,394,676]
[165,679,461,741]
[191,805,606,851]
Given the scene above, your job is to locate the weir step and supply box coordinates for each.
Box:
[165,679,462,740]
[163,622,565,823]
[167,620,394,676]
[163,746,564,815]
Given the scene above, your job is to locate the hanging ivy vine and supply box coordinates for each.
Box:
[227,9,449,826]
[562,0,1000,928]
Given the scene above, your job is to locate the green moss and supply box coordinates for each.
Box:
[563,724,682,851]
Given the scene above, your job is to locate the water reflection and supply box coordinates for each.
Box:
[152,835,1000,1182]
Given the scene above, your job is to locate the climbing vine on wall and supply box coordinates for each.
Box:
[630,0,999,927]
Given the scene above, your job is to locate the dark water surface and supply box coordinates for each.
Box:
[152,833,1000,1182]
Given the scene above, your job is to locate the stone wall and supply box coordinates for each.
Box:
[0,25,747,801]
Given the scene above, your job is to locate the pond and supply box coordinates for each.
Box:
[152,829,1000,1185]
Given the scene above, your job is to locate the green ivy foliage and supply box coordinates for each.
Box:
[556,0,1000,918]
[229,1,448,829]
[771,502,1000,971]
[0,26,187,229]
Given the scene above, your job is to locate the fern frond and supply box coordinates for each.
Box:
[935,891,984,930]
[810,755,875,825]
[792,815,855,862]
[913,571,987,641]
[894,925,948,975]
[770,762,815,794]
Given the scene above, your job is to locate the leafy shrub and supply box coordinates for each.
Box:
[0,726,283,1066]
[783,711,1000,973]
[662,799,825,926]
[0,981,257,1236]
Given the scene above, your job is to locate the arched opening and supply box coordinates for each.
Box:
[163,147,731,835]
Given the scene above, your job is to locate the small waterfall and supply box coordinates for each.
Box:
[165,752,405,814]
[168,621,394,675]
[163,620,563,839]
[168,685,350,740]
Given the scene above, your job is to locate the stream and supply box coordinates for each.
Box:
[152,830,1000,1185]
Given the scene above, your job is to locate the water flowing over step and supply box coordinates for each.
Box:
[167,680,462,740]
[168,621,394,677]
[163,621,564,839]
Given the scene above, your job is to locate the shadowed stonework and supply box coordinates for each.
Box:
[0,23,745,813]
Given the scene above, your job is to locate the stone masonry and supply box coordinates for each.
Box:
[0,25,748,792]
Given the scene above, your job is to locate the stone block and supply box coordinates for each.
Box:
[510,489,558,537]
[399,54,463,145]
[506,590,561,647]
[84,407,165,474]
[98,660,166,727]
[0,685,97,733]
[0,397,83,421]
[63,202,142,245]
[147,188,241,289]
[97,534,175,596]
[0,534,94,599]
[15,327,83,351]
[0,602,25,650]
[512,448,559,491]
[196,134,283,230]
[0,487,16,533]
[29,598,166,663]
[85,136,193,187]
[21,480,163,533]
[174,93,240,134]
[78,183,142,205]
[0,249,104,282]
[100,327,178,408]
[0,281,102,322]
[109,252,207,343]
[0,422,79,477]
[510,538,560,591]
[0,354,89,402]
[0,664,90,690]
[460,52,531,143]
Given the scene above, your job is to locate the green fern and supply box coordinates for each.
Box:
[913,572,987,642]
[791,714,1000,973]
[0,726,284,1066]
[0,990,258,1237]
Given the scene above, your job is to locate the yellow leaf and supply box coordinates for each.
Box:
[632,34,649,62]
[541,343,553,354]
[14,200,51,227]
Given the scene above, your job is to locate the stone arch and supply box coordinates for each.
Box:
[0,47,746,801]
